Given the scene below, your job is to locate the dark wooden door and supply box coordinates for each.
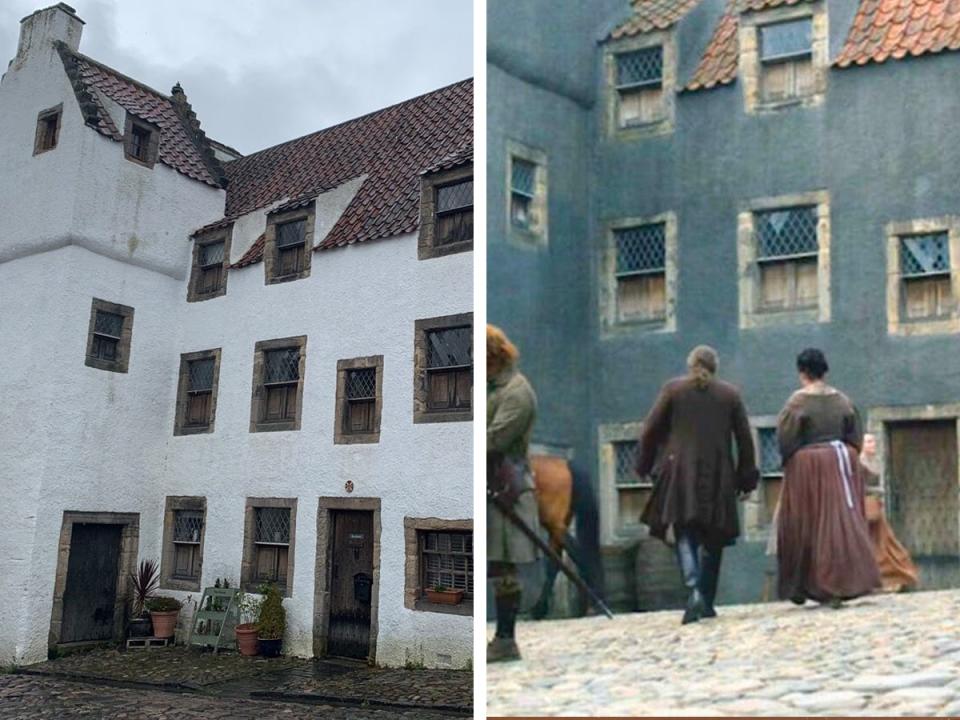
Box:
[61,523,122,643]
[888,420,959,556]
[326,511,374,659]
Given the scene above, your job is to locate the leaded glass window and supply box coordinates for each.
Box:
[613,440,644,487]
[130,124,151,162]
[276,218,306,275]
[90,310,123,361]
[172,509,203,580]
[510,157,536,229]
[262,347,300,423]
[756,207,818,260]
[421,531,473,597]
[755,207,819,311]
[615,224,667,322]
[615,46,665,127]
[901,233,950,278]
[612,438,648,532]
[185,357,215,427]
[616,47,663,88]
[426,326,472,412]
[434,178,473,246]
[254,507,291,589]
[758,428,782,476]
[900,232,954,320]
[345,367,377,434]
[195,239,225,295]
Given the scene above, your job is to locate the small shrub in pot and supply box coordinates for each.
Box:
[146,596,182,639]
[256,583,285,657]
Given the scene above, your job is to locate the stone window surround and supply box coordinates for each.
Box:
[505,139,549,249]
[187,225,233,302]
[403,517,473,616]
[742,416,781,543]
[312,496,381,661]
[48,511,140,651]
[737,190,832,330]
[173,348,222,436]
[334,354,384,445]
[264,203,315,285]
[413,312,474,424]
[738,1,829,114]
[159,496,207,592]
[418,163,474,260]
[249,335,307,433]
[598,421,647,546]
[85,297,135,373]
[600,211,679,337]
[123,113,160,168]
[33,103,62,155]
[603,29,677,140]
[885,216,960,337]
[240,497,298,597]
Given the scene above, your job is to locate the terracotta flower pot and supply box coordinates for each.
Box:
[425,589,464,605]
[235,623,259,656]
[149,610,179,639]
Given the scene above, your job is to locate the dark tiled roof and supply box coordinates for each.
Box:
[741,0,809,11]
[231,234,265,269]
[55,43,225,187]
[835,0,960,67]
[610,0,703,38]
[422,142,473,175]
[684,0,740,90]
[222,78,473,252]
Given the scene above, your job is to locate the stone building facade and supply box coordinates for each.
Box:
[0,3,473,667]
[488,0,960,611]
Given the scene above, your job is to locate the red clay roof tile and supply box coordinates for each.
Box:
[835,0,960,67]
[610,0,702,38]
[684,0,739,91]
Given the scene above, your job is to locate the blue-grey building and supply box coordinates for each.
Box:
[488,0,960,611]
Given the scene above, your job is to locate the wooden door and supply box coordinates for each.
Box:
[888,420,959,556]
[61,523,122,643]
[326,511,374,659]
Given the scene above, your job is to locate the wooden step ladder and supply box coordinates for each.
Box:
[188,587,240,654]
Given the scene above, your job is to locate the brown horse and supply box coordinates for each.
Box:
[528,455,604,619]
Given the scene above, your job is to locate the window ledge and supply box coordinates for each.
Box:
[414,409,473,425]
[413,598,473,616]
[251,420,300,433]
[334,432,381,445]
[85,356,127,374]
[419,238,473,261]
[160,578,201,593]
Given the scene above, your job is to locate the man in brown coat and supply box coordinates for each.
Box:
[637,345,759,624]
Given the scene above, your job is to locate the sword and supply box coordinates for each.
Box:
[488,486,615,620]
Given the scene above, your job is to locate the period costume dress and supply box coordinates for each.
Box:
[861,460,919,592]
[776,384,881,602]
[638,376,759,620]
[487,363,540,661]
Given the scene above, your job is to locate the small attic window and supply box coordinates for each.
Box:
[34,105,62,155]
[124,114,160,167]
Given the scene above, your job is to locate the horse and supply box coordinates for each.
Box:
[528,454,605,619]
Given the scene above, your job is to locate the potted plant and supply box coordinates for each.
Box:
[146,596,182,639]
[128,559,159,637]
[256,583,285,657]
[425,583,464,605]
[235,590,263,657]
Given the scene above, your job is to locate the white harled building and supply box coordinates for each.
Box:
[0,3,474,668]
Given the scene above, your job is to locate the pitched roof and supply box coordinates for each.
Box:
[610,0,703,38]
[55,43,226,188]
[835,0,960,68]
[684,0,740,91]
[222,78,473,254]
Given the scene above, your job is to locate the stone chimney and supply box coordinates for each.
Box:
[15,4,84,66]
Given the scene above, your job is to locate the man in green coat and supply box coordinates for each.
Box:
[487,325,540,663]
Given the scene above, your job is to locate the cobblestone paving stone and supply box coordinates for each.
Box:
[0,674,461,719]
[487,589,960,717]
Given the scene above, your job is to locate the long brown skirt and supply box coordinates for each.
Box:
[777,443,881,602]
[865,495,920,592]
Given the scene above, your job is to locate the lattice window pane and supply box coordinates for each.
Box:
[614,440,641,487]
[756,207,818,259]
[761,18,812,61]
[346,368,376,400]
[616,47,663,87]
[615,224,666,274]
[276,219,305,248]
[188,358,214,392]
[437,180,473,213]
[759,428,782,475]
[199,241,225,266]
[510,158,536,198]
[255,507,291,544]
[422,531,473,595]
[901,233,950,278]
[264,348,299,383]
[427,327,472,369]
[94,310,123,338]
[173,509,203,543]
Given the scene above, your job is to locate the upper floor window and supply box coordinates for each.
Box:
[34,104,62,155]
[414,313,473,424]
[510,158,536,229]
[277,220,306,274]
[506,141,548,247]
[755,206,819,312]
[85,298,134,373]
[614,47,664,128]
[419,164,473,259]
[759,18,813,104]
[124,114,159,167]
[615,223,667,323]
[899,233,953,322]
[250,337,307,432]
[174,349,221,435]
[604,32,676,138]
[334,355,384,444]
[188,228,231,302]
[265,204,314,284]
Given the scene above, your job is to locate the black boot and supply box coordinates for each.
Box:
[488,592,522,663]
[676,533,704,625]
[699,545,723,619]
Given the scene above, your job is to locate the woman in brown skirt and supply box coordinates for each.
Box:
[776,348,881,606]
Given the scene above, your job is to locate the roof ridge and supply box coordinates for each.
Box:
[65,47,174,103]
[235,77,473,163]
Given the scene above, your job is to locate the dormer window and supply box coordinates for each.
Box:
[604,31,676,138]
[759,18,813,103]
[124,115,159,167]
[188,227,232,302]
[276,220,306,275]
[419,164,474,260]
[33,105,62,155]
[614,47,663,127]
[265,204,315,284]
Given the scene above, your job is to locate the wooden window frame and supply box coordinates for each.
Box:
[264,204,315,284]
[241,497,297,597]
[33,104,62,155]
[597,421,648,545]
[173,348,221,436]
[413,313,473,424]
[123,114,160,168]
[85,298,134,373]
[419,164,474,260]
[159,496,206,592]
[250,336,307,433]
[604,30,677,140]
[187,227,232,302]
[403,517,473,616]
[505,140,548,248]
[334,355,384,445]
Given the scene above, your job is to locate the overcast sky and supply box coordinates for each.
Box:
[1,0,473,154]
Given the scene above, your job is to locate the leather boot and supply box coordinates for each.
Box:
[487,592,521,663]
[676,533,704,625]
[699,545,722,619]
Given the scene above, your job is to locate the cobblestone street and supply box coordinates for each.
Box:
[488,589,960,717]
